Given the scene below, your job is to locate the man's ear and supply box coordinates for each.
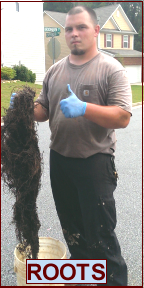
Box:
[94,25,100,37]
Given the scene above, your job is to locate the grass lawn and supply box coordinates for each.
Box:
[131,85,142,103]
[1,81,42,117]
[1,81,143,117]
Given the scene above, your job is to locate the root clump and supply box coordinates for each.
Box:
[1,86,42,259]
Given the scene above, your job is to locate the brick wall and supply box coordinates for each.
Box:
[122,57,142,65]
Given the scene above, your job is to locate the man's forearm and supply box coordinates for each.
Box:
[84,103,131,129]
[34,102,49,122]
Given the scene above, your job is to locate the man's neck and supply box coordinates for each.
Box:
[69,48,99,66]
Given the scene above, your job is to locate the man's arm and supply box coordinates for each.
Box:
[84,104,131,129]
[34,102,49,122]
[60,84,131,129]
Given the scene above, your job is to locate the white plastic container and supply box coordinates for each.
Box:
[14,237,67,286]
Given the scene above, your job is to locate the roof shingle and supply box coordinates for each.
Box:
[44,4,120,29]
[94,4,119,28]
[101,49,142,57]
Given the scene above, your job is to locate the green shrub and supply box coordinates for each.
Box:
[1,67,16,80]
[13,65,36,83]
[27,70,36,83]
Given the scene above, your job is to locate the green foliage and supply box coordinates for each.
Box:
[131,85,142,103]
[134,27,143,52]
[13,65,36,83]
[43,1,72,13]
[43,1,112,12]
[1,81,42,117]
[27,70,36,83]
[1,67,16,80]
[120,2,142,34]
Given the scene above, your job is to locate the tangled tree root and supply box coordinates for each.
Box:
[1,86,43,259]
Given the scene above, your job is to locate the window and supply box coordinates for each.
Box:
[16,2,19,12]
[106,34,112,48]
[123,35,128,48]
[117,10,119,17]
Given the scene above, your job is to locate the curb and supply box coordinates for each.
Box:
[132,102,142,107]
[1,102,143,125]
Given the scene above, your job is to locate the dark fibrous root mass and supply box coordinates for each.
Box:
[1,86,43,259]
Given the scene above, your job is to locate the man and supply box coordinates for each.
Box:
[34,6,132,286]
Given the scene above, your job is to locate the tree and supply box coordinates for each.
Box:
[134,27,143,51]
[120,2,143,51]
[43,1,72,13]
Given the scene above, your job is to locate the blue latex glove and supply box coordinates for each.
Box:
[60,84,87,118]
[10,92,17,108]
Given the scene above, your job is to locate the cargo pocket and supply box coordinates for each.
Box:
[98,195,117,234]
[106,156,118,186]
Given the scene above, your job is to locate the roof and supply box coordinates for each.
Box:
[44,5,120,28]
[44,4,137,33]
[94,4,137,33]
[44,11,66,28]
[44,6,120,29]
[101,49,142,57]
[94,4,119,28]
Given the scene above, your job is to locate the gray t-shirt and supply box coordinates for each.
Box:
[36,52,132,158]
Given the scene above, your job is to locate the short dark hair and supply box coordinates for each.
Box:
[67,6,97,25]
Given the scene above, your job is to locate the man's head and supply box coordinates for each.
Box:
[67,6,98,26]
[65,6,100,57]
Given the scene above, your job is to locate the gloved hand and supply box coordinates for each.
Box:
[60,84,87,118]
[10,92,17,108]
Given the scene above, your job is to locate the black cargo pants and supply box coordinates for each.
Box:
[50,149,127,286]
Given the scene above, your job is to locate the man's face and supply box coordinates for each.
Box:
[65,11,99,55]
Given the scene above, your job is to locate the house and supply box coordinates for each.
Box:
[43,4,142,83]
[1,2,45,83]
[43,10,70,71]
[95,4,142,83]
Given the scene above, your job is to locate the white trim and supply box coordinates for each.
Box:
[101,30,136,35]
[106,34,112,48]
[98,49,115,57]
[110,16,121,31]
[101,4,137,33]
[118,5,137,33]
[123,35,128,48]
[101,4,121,29]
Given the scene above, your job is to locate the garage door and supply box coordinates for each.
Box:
[125,65,141,83]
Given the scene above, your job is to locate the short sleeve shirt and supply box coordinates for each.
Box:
[36,52,132,158]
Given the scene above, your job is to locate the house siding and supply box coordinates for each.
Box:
[113,9,131,31]
[100,33,133,50]
[43,6,141,84]
[44,14,70,71]
[100,33,105,49]
[113,34,122,49]
[103,19,116,30]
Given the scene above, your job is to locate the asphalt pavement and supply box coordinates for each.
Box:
[1,105,142,286]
